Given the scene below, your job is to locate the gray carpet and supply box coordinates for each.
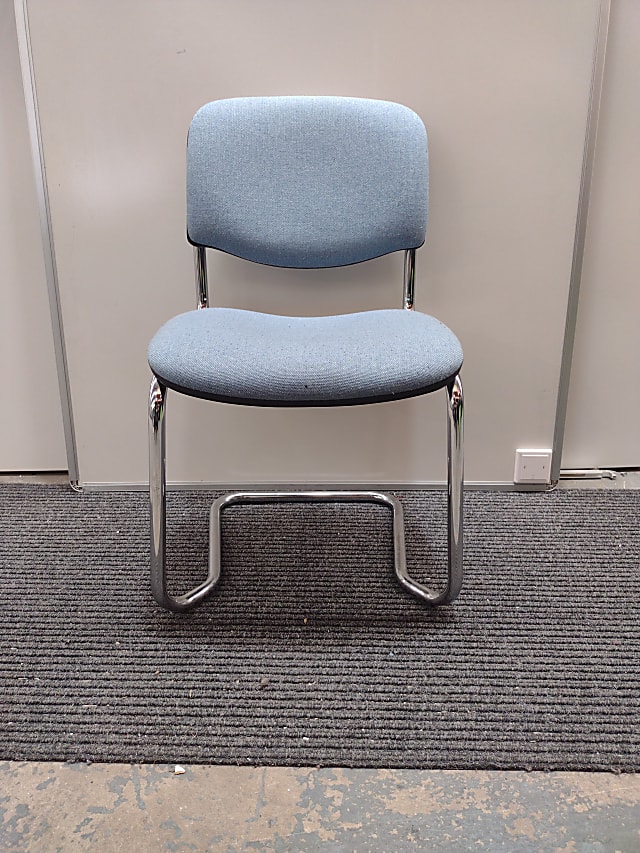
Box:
[0,485,638,770]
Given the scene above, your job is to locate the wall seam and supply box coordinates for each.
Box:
[13,0,79,485]
[551,0,612,482]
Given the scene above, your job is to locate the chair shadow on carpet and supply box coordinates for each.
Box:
[151,496,460,635]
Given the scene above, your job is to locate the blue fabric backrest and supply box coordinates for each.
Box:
[186,96,428,268]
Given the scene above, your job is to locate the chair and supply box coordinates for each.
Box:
[147,96,463,612]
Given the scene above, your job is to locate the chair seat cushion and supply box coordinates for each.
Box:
[148,307,463,406]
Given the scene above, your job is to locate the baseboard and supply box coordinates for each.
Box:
[79,480,549,493]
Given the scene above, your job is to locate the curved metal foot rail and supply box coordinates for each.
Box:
[149,374,463,613]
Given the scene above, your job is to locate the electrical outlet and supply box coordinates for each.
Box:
[514,449,553,484]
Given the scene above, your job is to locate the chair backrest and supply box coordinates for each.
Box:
[186,96,428,269]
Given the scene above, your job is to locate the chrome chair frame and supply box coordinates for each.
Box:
[149,247,463,613]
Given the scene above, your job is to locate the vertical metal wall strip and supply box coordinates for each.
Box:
[13,0,80,485]
[551,0,611,483]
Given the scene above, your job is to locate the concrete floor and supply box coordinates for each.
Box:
[1,471,639,851]
[1,764,640,852]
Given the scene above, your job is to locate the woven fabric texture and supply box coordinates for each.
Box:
[187,96,428,267]
[147,307,463,404]
[1,486,638,770]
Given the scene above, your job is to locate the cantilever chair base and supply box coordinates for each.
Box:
[149,375,463,614]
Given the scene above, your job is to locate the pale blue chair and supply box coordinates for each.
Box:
[148,96,464,612]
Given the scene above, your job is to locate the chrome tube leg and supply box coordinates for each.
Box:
[446,374,464,603]
[392,374,463,604]
[149,377,168,607]
[149,376,220,612]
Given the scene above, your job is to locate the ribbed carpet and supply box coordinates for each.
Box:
[1,485,638,770]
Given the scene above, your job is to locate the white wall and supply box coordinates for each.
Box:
[562,0,640,469]
[0,0,66,471]
[24,0,600,486]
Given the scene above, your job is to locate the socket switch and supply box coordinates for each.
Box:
[514,449,553,484]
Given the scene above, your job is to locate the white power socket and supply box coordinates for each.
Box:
[514,449,553,484]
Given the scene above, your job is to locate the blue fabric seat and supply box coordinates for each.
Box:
[147,96,464,613]
[148,307,463,406]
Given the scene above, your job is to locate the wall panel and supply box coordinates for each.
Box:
[0,0,66,472]
[562,0,640,470]
[24,0,599,485]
